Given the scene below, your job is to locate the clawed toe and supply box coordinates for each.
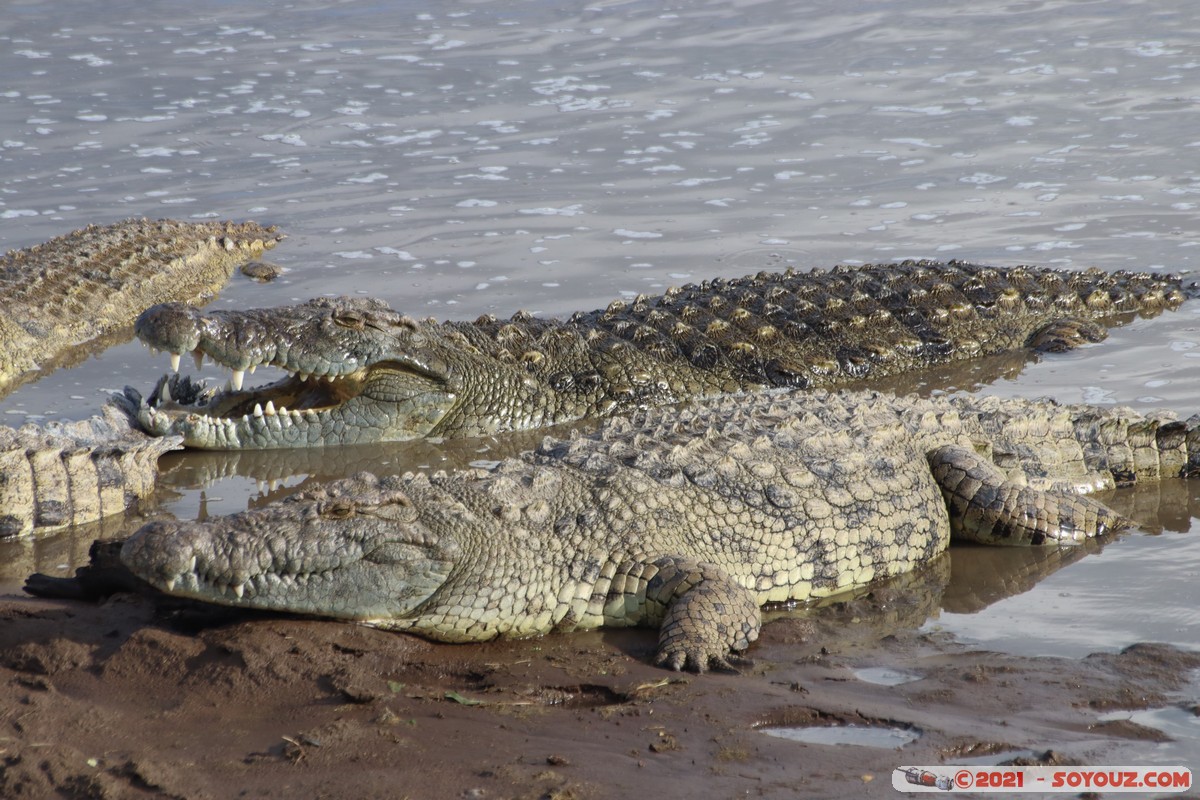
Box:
[653,646,751,674]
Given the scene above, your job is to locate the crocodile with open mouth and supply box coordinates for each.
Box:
[132,261,1192,449]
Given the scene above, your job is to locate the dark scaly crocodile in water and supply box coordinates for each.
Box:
[131,261,1194,449]
[82,388,1200,671]
[0,218,282,534]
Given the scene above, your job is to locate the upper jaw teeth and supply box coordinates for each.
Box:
[152,348,349,391]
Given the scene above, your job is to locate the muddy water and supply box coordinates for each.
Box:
[1,0,1198,751]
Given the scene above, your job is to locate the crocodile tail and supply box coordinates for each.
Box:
[0,404,181,536]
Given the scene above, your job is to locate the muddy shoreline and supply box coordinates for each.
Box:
[3,557,1196,800]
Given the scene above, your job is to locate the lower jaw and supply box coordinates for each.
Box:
[168,394,447,448]
[180,412,325,450]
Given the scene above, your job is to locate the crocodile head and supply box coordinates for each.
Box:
[120,472,459,619]
[134,297,498,448]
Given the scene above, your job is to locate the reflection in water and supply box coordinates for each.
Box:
[155,424,574,500]
[940,543,1096,615]
[764,536,1097,640]
[0,327,138,403]
[931,481,1200,658]
[0,509,161,591]
[1105,479,1200,535]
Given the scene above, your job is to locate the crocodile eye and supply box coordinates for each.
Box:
[332,310,366,330]
[319,500,356,518]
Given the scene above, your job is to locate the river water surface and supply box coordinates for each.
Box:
[2,0,1199,764]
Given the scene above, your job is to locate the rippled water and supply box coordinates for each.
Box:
[1,0,1198,697]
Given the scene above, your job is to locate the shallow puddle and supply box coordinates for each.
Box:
[759,723,920,749]
[951,750,1039,766]
[1096,703,1200,766]
[853,666,923,686]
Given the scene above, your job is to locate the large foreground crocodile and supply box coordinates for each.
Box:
[99,388,1198,671]
[0,219,281,533]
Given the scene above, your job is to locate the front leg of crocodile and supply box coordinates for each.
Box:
[644,555,760,673]
[1026,318,1107,353]
[928,444,1132,544]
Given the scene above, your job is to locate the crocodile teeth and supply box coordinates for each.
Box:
[231,369,245,391]
[169,353,181,372]
[165,576,177,591]
[233,583,245,599]
[253,403,264,417]
[192,350,205,371]
[160,380,173,404]
[265,400,276,416]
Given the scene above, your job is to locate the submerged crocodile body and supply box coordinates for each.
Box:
[132,261,1192,449]
[0,219,281,533]
[111,388,1199,671]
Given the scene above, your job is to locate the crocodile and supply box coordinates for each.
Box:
[0,218,281,533]
[131,261,1192,449]
[108,388,1199,671]
[1,217,282,394]
[0,399,180,536]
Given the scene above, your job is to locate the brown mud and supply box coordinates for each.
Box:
[2,549,1197,800]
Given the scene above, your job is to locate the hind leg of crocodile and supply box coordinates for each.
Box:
[928,445,1131,545]
[643,556,761,673]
